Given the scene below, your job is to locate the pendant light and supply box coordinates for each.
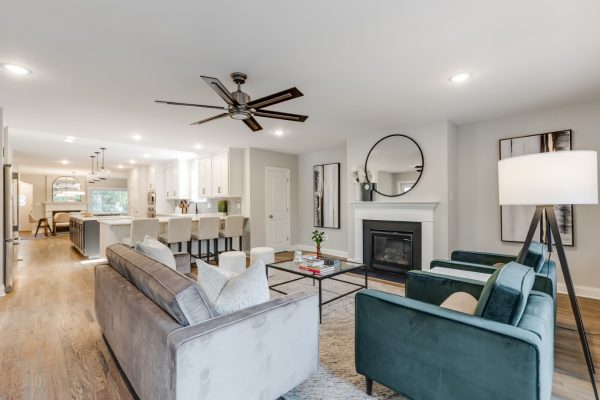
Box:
[88,155,97,183]
[99,147,110,178]
[95,151,106,181]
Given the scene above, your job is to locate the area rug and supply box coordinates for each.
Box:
[264,270,407,400]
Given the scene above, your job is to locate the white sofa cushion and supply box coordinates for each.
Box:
[135,235,176,269]
[196,260,238,302]
[197,259,270,315]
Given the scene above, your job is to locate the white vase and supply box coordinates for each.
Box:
[354,183,362,201]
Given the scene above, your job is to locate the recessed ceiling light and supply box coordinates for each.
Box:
[65,136,75,143]
[449,72,472,83]
[194,144,203,150]
[274,130,284,137]
[129,159,136,164]
[143,153,149,158]
[61,159,69,165]
[132,134,142,141]
[1,63,31,75]
[117,164,124,169]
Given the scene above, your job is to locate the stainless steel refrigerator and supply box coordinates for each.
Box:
[3,163,18,293]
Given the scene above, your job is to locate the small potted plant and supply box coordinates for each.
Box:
[311,229,326,258]
[217,200,228,218]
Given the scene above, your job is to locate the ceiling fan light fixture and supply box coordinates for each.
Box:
[229,109,251,120]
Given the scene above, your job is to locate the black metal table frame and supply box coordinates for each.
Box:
[266,264,368,323]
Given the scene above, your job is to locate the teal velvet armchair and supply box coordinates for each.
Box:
[432,241,557,302]
[355,262,554,400]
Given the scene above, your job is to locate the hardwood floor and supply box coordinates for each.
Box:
[0,236,598,399]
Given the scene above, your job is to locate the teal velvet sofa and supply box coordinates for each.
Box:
[431,241,557,302]
[355,262,554,400]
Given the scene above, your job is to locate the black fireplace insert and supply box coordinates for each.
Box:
[363,220,422,274]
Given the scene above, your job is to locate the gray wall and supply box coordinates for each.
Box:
[456,99,600,295]
[345,121,457,259]
[297,145,347,254]
[248,148,299,248]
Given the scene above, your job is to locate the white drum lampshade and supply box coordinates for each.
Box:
[498,150,598,206]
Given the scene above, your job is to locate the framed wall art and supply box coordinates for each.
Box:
[313,163,340,229]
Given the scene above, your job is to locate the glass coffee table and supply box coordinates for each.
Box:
[266,259,368,323]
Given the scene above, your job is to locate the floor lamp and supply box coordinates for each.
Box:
[498,150,598,399]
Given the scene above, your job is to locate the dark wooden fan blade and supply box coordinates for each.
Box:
[201,76,238,105]
[155,100,227,110]
[248,87,303,109]
[190,113,228,125]
[254,110,308,122]
[243,116,263,132]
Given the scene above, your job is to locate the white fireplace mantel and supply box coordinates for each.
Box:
[349,201,439,269]
[44,202,88,220]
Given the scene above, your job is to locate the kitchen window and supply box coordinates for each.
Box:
[89,189,128,214]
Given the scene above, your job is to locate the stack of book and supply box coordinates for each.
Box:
[298,259,335,275]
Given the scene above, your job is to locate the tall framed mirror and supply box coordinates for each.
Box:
[365,134,424,197]
[313,163,340,228]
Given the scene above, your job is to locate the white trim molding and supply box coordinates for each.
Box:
[292,244,348,259]
[349,201,439,269]
[557,282,600,300]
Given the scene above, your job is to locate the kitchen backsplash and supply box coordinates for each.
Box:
[185,197,242,215]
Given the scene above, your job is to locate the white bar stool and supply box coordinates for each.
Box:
[121,218,159,247]
[158,217,193,253]
[219,215,245,251]
[219,251,247,274]
[191,216,220,262]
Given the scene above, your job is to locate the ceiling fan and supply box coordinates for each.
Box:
[155,72,308,132]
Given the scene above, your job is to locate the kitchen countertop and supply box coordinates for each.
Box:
[70,214,132,222]
[98,214,247,226]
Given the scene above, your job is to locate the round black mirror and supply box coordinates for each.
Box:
[364,134,424,197]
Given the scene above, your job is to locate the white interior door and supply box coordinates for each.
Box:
[18,181,33,232]
[265,167,290,252]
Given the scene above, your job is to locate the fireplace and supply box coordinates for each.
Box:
[363,220,422,274]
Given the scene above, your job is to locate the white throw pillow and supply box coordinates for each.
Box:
[134,235,176,269]
[440,292,478,315]
[197,259,270,315]
[196,260,238,302]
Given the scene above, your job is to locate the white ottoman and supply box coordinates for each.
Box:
[219,251,246,274]
[251,247,275,277]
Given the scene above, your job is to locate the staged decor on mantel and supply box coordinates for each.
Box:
[364,134,424,197]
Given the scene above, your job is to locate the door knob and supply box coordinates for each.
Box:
[269,215,273,219]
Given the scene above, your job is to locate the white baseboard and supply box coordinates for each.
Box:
[557,283,600,300]
[292,244,348,259]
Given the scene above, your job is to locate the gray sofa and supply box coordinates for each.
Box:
[95,244,319,400]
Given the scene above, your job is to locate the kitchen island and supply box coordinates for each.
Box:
[98,214,248,258]
[69,214,133,258]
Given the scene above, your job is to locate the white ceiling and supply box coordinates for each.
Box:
[10,129,195,177]
[2,0,600,170]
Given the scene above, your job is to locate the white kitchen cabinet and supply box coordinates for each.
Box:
[163,160,191,200]
[198,156,212,197]
[195,150,242,199]
[211,151,227,196]
[210,149,242,197]
[164,164,180,199]
[147,165,156,190]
